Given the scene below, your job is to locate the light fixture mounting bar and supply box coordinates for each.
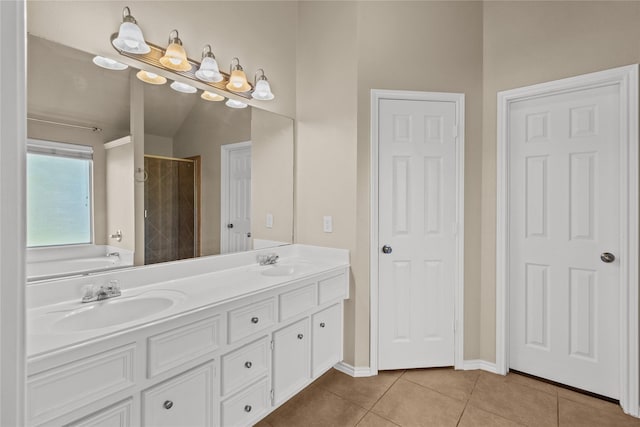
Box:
[110,33,253,99]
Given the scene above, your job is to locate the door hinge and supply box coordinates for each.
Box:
[270,340,274,351]
[452,125,459,138]
[270,389,274,404]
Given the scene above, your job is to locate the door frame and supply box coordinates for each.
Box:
[495,65,639,416]
[220,140,252,254]
[370,89,466,375]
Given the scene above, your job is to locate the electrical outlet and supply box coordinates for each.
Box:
[323,216,333,233]
[266,213,273,229]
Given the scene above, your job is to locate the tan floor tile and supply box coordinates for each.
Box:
[402,367,480,402]
[506,372,558,396]
[371,378,465,426]
[559,397,640,427]
[468,372,557,426]
[356,412,400,427]
[265,385,367,427]
[315,369,403,409]
[458,405,524,427]
[557,387,624,413]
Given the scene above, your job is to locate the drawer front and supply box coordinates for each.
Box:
[66,398,133,427]
[228,298,276,343]
[148,316,221,378]
[28,344,136,426]
[312,303,343,377]
[279,283,317,321]
[221,378,270,427]
[221,337,269,396]
[318,273,347,305]
[142,362,215,427]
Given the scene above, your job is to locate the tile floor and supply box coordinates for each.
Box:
[256,368,640,427]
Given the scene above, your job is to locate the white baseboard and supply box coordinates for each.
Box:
[333,361,374,377]
[462,359,499,374]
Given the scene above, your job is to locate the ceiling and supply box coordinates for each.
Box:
[27,35,199,140]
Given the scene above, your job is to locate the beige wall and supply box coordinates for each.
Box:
[27,1,297,118]
[173,101,251,256]
[480,1,640,362]
[251,109,295,245]
[145,134,173,157]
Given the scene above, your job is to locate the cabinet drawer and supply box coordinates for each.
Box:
[312,303,342,377]
[66,398,133,427]
[221,337,269,396]
[221,378,270,427]
[228,297,276,343]
[318,273,347,304]
[147,316,221,378]
[279,283,317,321]
[142,362,215,427]
[27,344,136,426]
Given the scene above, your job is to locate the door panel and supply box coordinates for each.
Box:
[223,145,251,253]
[378,99,457,370]
[509,84,620,398]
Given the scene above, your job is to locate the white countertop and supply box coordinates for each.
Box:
[27,245,349,360]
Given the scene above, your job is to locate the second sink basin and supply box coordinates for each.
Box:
[260,263,311,277]
[53,291,183,332]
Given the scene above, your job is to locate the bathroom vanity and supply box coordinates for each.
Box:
[26,245,349,426]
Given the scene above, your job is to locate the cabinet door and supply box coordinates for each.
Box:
[312,303,342,377]
[272,318,310,404]
[142,362,214,427]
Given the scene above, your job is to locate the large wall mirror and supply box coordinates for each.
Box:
[26,35,294,281]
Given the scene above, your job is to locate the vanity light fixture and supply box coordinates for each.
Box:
[251,69,274,101]
[159,30,191,71]
[225,98,248,109]
[195,45,223,83]
[170,81,197,94]
[201,91,225,102]
[226,57,251,92]
[111,7,151,54]
[136,70,167,85]
[92,56,128,71]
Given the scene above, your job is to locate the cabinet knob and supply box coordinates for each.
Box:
[320,322,326,328]
[245,361,252,369]
[297,333,304,339]
[244,405,252,413]
[163,400,174,410]
[251,317,259,324]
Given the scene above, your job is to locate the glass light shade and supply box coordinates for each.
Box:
[92,56,128,71]
[226,69,251,92]
[170,81,197,94]
[252,79,274,100]
[159,43,191,71]
[225,98,248,109]
[201,91,225,102]
[112,21,150,54]
[195,57,223,83]
[136,70,167,85]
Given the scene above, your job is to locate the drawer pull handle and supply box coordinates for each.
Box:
[297,333,304,339]
[320,322,326,328]
[245,361,252,369]
[244,405,252,413]
[251,317,259,324]
[163,400,174,410]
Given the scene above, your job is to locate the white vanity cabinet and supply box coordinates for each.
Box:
[27,264,348,427]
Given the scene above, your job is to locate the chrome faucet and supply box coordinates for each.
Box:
[107,252,120,258]
[81,280,121,303]
[257,253,279,266]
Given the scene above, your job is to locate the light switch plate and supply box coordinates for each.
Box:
[323,216,332,233]
[266,213,273,229]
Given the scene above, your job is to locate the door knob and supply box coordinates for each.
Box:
[601,252,615,263]
[382,245,392,254]
[227,223,234,229]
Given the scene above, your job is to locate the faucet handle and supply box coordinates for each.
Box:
[81,284,96,302]
[107,280,121,292]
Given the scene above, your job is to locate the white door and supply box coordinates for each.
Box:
[509,84,620,398]
[222,143,251,253]
[378,98,458,369]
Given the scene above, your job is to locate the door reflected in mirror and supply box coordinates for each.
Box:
[26,35,294,281]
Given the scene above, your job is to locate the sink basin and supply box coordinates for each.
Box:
[261,264,310,277]
[53,294,178,331]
